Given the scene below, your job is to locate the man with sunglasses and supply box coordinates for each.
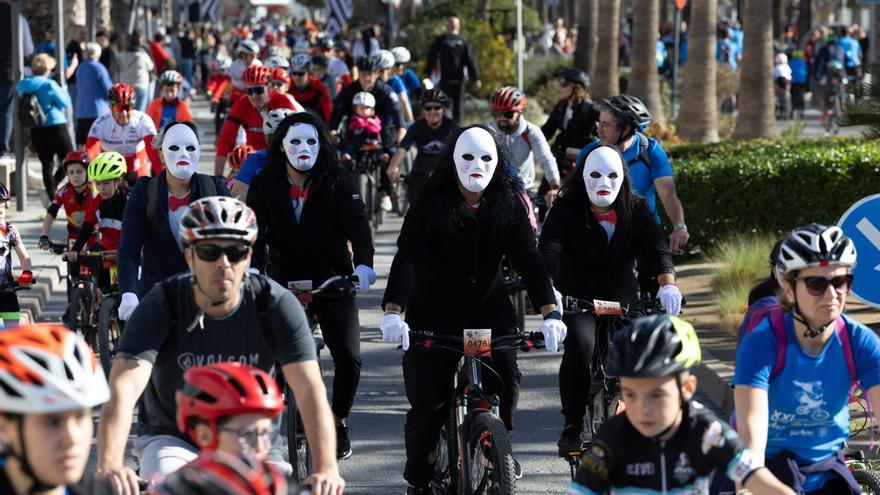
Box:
[97,197,345,495]
[86,83,158,181]
[214,65,298,176]
[289,54,333,123]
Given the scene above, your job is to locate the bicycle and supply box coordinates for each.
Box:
[283,274,359,482]
[823,68,848,135]
[558,296,669,480]
[345,143,385,233]
[844,446,880,493]
[409,328,545,495]
[0,281,32,327]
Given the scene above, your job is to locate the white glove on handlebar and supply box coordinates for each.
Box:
[658,284,682,316]
[380,313,410,350]
[554,288,564,312]
[118,292,139,321]
[354,265,377,294]
[538,318,567,352]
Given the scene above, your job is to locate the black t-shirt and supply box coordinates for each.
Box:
[118,274,317,440]
[399,116,457,170]
[66,41,84,84]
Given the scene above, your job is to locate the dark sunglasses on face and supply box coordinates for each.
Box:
[494,111,516,119]
[246,86,266,95]
[291,71,307,77]
[423,105,444,112]
[270,80,286,87]
[113,103,133,112]
[796,274,853,296]
[194,243,250,263]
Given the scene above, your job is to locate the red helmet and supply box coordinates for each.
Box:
[228,144,255,170]
[491,86,527,113]
[62,150,91,168]
[270,67,290,85]
[154,451,288,495]
[242,65,272,87]
[108,83,135,105]
[176,362,283,449]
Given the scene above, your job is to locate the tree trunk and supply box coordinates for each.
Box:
[96,0,112,31]
[733,0,777,139]
[111,0,132,36]
[592,0,620,99]
[628,0,665,128]
[677,0,718,142]
[797,0,812,47]
[873,5,880,65]
[772,0,783,41]
[21,0,53,46]
[66,0,85,38]
[574,0,598,76]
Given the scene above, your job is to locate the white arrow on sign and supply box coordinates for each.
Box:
[855,217,880,272]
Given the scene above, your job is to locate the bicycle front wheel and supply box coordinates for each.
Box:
[853,469,880,494]
[97,296,122,376]
[286,384,312,482]
[465,413,515,495]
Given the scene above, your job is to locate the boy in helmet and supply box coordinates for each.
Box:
[0,182,33,326]
[146,70,194,141]
[568,315,793,495]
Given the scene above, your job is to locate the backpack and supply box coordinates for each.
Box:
[146,173,218,223]
[625,132,653,173]
[17,92,47,128]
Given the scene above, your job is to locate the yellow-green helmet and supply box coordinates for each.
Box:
[88,152,126,181]
[606,315,701,377]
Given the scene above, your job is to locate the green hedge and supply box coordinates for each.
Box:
[667,139,880,251]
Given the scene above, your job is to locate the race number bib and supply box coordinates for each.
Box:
[593,299,623,316]
[463,329,492,357]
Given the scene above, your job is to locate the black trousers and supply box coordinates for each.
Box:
[311,294,361,419]
[439,80,465,123]
[558,311,597,426]
[75,118,96,147]
[402,343,521,488]
[29,124,72,197]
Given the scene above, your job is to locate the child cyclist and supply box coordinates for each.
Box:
[568,315,794,495]
[0,183,33,326]
[39,151,98,251]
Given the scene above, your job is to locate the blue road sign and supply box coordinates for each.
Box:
[839,194,880,308]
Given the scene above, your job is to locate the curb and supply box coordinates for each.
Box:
[693,346,736,416]
[17,264,65,324]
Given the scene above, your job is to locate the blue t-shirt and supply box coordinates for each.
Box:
[790,58,808,84]
[733,313,880,492]
[388,76,407,96]
[402,68,421,101]
[235,149,269,186]
[717,39,739,70]
[576,135,673,223]
[160,103,177,129]
[838,37,862,68]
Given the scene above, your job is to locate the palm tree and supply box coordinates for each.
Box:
[733,0,777,139]
[574,0,598,77]
[111,0,132,37]
[628,0,665,128]
[677,0,718,142]
[591,0,620,99]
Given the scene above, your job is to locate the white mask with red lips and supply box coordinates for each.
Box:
[283,123,320,172]
[454,128,498,193]
[162,124,201,180]
[583,146,624,208]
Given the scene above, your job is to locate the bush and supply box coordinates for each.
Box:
[707,235,776,333]
[667,139,880,251]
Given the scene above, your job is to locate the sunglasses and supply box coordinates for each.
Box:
[796,274,853,296]
[423,105,444,112]
[270,80,286,86]
[113,103,133,112]
[559,80,572,87]
[194,243,250,263]
[494,111,517,119]
[291,71,307,77]
[246,86,266,95]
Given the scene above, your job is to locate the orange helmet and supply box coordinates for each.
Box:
[491,86,527,113]
[228,144,255,170]
[242,65,271,87]
[109,83,135,105]
[270,67,290,85]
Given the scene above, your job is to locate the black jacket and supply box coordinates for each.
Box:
[382,189,554,335]
[247,163,374,286]
[540,100,600,158]
[538,196,674,303]
[426,32,480,82]
[329,79,403,146]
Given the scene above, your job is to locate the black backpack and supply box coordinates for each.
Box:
[18,92,47,128]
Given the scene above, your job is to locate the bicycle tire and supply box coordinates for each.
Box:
[286,384,313,482]
[853,469,880,494]
[465,413,515,495]
[97,296,121,377]
[69,287,86,335]
[431,420,456,493]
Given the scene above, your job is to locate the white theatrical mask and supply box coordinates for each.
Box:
[284,123,320,172]
[583,146,624,207]
[162,124,201,180]
[453,128,498,193]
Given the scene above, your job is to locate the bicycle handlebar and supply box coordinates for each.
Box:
[409,330,546,353]
[562,296,686,316]
[287,274,359,297]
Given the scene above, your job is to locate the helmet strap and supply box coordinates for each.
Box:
[6,417,62,494]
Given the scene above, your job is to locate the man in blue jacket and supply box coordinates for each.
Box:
[116,121,230,320]
[73,42,113,146]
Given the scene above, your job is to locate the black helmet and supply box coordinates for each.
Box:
[420,88,451,107]
[357,55,381,72]
[0,183,8,202]
[605,315,702,378]
[311,54,329,68]
[335,39,351,53]
[317,36,335,50]
[603,94,652,132]
[557,67,590,90]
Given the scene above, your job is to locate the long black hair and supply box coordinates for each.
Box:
[558,144,637,248]
[411,124,522,241]
[265,111,340,183]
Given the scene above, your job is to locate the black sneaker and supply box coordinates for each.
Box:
[406,485,430,495]
[336,422,352,460]
[557,423,584,456]
[512,457,523,479]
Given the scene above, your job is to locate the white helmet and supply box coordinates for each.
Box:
[391,47,411,64]
[263,107,296,135]
[0,324,110,414]
[212,56,232,71]
[263,55,290,69]
[179,196,258,245]
[235,39,260,55]
[290,54,313,73]
[777,223,857,275]
[353,91,376,108]
[266,45,287,59]
[376,49,396,70]
[159,70,183,85]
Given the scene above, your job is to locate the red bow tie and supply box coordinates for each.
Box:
[169,194,191,212]
[593,209,617,224]
[290,184,308,201]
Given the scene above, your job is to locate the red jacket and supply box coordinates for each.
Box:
[150,42,171,74]
[290,76,333,123]
[215,93,296,157]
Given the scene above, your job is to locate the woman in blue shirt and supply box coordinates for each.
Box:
[733,224,880,494]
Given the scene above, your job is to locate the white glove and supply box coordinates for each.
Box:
[539,317,567,352]
[554,288,564,312]
[118,292,139,321]
[354,264,377,294]
[658,284,683,316]
[380,313,410,350]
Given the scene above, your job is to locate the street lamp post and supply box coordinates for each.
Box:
[517,0,523,90]
[670,0,687,119]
